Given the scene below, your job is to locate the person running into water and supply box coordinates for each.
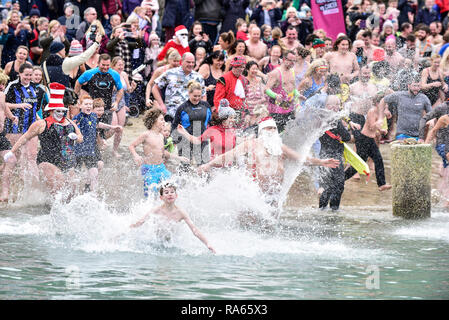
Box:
[130,182,216,253]
[318,95,351,211]
[425,114,449,207]
[73,95,123,192]
[128,108,189,198]
[344,103,392,192]
[198,117,340,206]
[0,71,19,202]
[177,99,237,165]
[3,83,83,201]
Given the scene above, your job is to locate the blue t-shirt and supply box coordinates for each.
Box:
[77,67,123,109]
[73,112,98,156]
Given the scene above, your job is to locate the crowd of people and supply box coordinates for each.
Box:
[2,0,449,218]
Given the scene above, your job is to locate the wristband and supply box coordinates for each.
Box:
[265,89,277,99]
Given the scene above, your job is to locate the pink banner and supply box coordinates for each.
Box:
[311,0,346,41]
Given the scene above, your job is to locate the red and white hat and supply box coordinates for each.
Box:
[44,83,67,111]
[175,25,188,36]
[258,116,277,134]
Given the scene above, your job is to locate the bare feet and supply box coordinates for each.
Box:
[379,184,392,191]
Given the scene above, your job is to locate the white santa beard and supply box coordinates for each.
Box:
[260,131,283,156]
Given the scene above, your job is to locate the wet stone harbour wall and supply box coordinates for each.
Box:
[391,143,432,219]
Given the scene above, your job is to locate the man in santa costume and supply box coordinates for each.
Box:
[213,56,249,127]
[198,116,339,207]
[157,25,190,62]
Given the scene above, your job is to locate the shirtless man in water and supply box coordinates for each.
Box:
[129,108,189,198]
[245,27,267,63]
[349,65,378,128]
[130,182,216,253]
[324,35,359,84]
[198,117,340,205]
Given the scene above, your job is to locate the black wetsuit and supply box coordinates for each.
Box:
[319,121,351,210]
[171,100,212,165]
[37,118,77,171]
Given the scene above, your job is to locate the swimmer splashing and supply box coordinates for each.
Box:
[130,183,216,253]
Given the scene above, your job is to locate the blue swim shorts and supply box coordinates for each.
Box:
[435,144,449,168]
[141,163,172,198]
[395,134,419,141]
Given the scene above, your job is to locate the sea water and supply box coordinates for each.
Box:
[1,106,448,300]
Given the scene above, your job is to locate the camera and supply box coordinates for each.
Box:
[89,24,97,41]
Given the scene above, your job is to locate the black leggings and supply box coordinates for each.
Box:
[344,133,386,187]
[319,161,345,210]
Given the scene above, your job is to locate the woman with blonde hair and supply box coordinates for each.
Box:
[297,58,328,102]
[80,20,109,54]
[421,54,448,107]
[172,80,212,164]
[145,49,181,108]
[1,10,32,68]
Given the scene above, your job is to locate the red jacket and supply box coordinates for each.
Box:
[436,0,449,13]
[213,71,248,111]
[157,40,190,61]
[102,0,122,16]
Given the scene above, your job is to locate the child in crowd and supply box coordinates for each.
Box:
[236,18,248,41]
[130,182,216,253]
[73,96,122,192]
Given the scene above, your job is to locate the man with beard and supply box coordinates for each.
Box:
[157,25,191,62]
[415,24,435,64]
[378,76,432,140]
[349,65,378,132]
[245,27,268,63]
[429,22,443,46]
[384,38,405,75]
[197,116,340,206]
[324,36,360,84]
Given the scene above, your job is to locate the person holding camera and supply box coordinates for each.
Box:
[80,20,109,54]
[188,21,213,55]
[250,0,283,29]
[1,9,32,68]
[107,25,144,77]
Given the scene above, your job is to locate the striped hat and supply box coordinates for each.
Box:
[44,83,67,111]
[68,40,83,57]
[230,56,246,67]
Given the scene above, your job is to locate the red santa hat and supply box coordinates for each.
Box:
[258,116,277,133]
[175,25,188,36]
[44,83,67,111]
